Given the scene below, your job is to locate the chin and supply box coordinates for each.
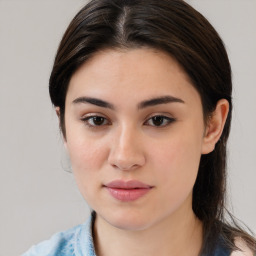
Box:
[109,218,152,231]
[99,207,157,231]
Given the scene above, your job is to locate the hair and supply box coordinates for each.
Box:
[49,0,256,254]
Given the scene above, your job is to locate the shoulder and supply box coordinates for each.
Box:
[22,213,96,256]
[21,223,84,256]
[230,237,255,256]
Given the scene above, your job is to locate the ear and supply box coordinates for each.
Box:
[55,107,67,146]
[55,106,61,118]
[201,99,229,154]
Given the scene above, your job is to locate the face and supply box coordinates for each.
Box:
[64,48,207,231]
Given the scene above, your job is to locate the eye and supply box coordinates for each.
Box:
[81,115,110,127]
[144,115,176,127]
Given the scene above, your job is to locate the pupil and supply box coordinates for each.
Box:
[153,116,163,126]
[93,117,104,125]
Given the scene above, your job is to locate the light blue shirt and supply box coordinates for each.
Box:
[22,212,231,256]
[22,213,96,256]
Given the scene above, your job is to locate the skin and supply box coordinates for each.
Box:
[60,48,229,256]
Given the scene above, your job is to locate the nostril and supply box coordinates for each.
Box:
[111,162,139,171]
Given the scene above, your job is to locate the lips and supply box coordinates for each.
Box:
[104,180,153,202]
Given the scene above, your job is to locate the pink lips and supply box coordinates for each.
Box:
[104,180,153,202]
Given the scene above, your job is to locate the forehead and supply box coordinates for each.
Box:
[66,48,201,107]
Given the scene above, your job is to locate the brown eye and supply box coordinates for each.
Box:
[91,116,105,126]
[152,116,164,126]
[145,115,176,127]
[82,115,110,127]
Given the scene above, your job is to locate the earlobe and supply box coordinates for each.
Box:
[55,107,61,118]
[201,99,229,154]
[55,107,67,145]
[55,106,62,132]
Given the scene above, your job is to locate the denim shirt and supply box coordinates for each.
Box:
[22,213,97,256]
[22,213,231,256]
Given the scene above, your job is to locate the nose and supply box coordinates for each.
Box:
[108,126,146,171]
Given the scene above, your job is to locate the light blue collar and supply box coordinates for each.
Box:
[74,211,97,256]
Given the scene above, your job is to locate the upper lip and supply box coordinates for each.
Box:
[104,180,153,189]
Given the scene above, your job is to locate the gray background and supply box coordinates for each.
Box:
[0,1,255,255]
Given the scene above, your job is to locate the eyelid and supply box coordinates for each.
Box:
[81,113,111,128]
[144,114,176,127]
[144,112,176,121]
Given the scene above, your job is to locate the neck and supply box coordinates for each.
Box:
[93,200,203,256]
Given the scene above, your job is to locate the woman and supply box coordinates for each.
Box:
[23,0,256,255]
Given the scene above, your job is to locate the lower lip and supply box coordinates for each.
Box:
[106,187,151,202]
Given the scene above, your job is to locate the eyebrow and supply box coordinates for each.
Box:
[72,97,115,109]
[138,96,185,109]
[72,95,184,110]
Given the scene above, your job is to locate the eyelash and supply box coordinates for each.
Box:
[81,115,111,128]
[144,115,176,127]
[81,114,176,129]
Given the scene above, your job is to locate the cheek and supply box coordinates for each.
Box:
[153,127,202,167]
[66,138,109,205]
[66,137,108,181]
[151,129,203,197]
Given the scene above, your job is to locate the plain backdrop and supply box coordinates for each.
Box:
[0,1,255,255]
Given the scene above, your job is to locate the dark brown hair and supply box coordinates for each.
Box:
[49,0,256,254]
